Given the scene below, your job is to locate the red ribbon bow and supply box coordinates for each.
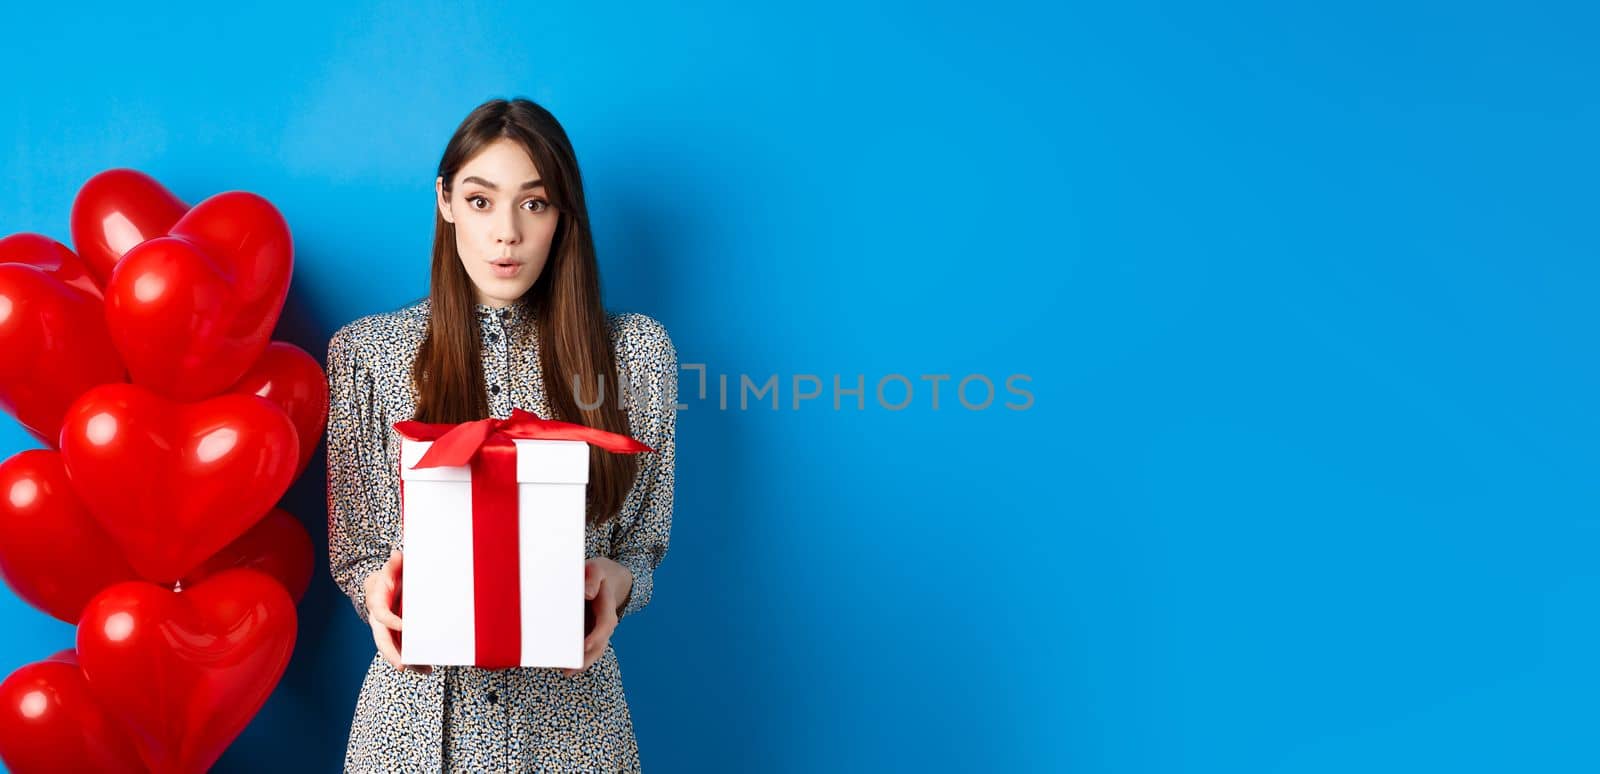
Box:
[392,408,652,668]
[395,407,653,466]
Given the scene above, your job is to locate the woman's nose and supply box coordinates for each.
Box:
[495,210,521,244]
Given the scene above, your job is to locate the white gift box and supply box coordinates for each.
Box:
[397,437,588,668]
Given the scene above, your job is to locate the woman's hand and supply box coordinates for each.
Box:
[562,557,633,678]
[364,548,431,675]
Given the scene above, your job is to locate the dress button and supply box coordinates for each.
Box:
[487,331,499,344]
[487,690,498,704]
[490,384,501,394]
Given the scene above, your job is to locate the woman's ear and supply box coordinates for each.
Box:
[436,176,454,224]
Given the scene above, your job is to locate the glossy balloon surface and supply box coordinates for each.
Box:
[58,383,298,583]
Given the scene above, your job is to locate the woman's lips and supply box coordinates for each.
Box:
[489,259,523,278]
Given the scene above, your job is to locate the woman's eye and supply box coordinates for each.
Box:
[468,196,490,209]
[523,199,549,213]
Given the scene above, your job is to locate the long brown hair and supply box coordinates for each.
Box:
[412,97,639,527]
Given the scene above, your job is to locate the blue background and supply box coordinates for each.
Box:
[2,1,1596,771]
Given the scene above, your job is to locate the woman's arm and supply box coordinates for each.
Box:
[325,322,400,624]
[610,314,678,620]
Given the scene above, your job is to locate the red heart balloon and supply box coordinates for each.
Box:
[0,234,125,447]
[0,450,307,617]
[0,450,139,623]
[104,191,293,401]
[58,383,299,584]
[183,507,314,604]
[77,570,297,774]
[0,233,103,298]
[0,649,143,774]
[69,168,187,286]
[227,342,329,479]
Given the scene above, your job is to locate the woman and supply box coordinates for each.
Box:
[325,97,677,771]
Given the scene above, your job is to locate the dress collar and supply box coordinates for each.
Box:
[413,295,537,332]
[473,296,536,330]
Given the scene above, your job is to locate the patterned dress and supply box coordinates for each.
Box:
[324,296,676,772]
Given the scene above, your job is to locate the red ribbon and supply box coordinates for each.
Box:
[393,408,652,668]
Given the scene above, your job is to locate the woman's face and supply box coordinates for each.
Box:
[436,137,558,308]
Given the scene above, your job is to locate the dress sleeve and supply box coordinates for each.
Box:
[325,324,400,624]
[610,315,678,620]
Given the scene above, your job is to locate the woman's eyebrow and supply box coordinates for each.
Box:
[461,176,544,191]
